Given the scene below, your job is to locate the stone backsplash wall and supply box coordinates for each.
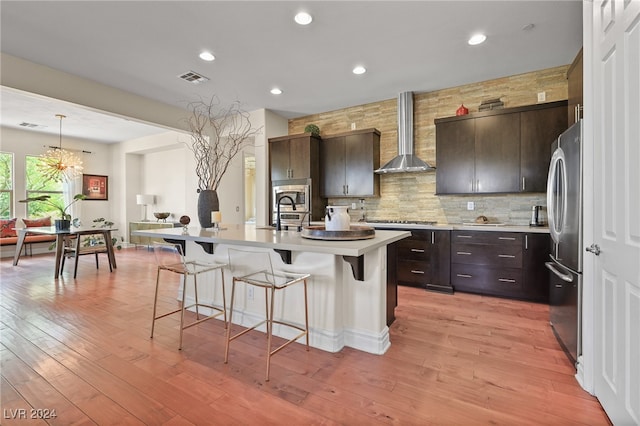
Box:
[289,65,568,225]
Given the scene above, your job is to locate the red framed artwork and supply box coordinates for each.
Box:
[82,174,108,200]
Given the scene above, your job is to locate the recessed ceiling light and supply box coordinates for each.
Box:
[294,12,312,25]
[352,66,366,75]
[199,51,215,61]
[468,33,487,45]
[270,88,282,95]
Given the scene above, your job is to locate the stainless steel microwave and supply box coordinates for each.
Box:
[272,184,310,213]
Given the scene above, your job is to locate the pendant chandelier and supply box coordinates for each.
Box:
[37,114,83,182]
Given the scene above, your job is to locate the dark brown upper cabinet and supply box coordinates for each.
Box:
[434,119,475,194]
[474,113,521,193]
[520,104,568,192]
[435,100,567,194]
[567,48,584,125]
[320,128,380,198]
[268,133,321,182]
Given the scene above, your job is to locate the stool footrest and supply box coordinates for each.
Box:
[270,330,309,357]
[227,319,267,342]
[181,304,226,330]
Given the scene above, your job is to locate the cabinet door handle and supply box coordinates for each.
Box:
[498,237,516,240]
[522,177,526,191]
[457,273,472,278]
[499,278,516,283]
[476,180,480,192]
[525,235,528,250]
[457,251,472,255]
[410,248,425,253]
[410,270,425,275]
[498,254,516,258]
[457,235,473,239]
[575,104,582,123]
[431,232,435,244]
[345,185,349,194]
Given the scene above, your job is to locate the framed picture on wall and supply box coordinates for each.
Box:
[82,174,108,200]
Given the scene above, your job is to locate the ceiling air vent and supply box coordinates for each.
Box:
[177,70,210,84]
[19,122,47,129]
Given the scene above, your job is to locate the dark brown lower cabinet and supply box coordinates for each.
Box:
[386,242,398,326]
[395,229,452,294]
[451,230,549,302]
[521,232,550,302]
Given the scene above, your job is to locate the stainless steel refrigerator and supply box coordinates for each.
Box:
[546,120,583,366]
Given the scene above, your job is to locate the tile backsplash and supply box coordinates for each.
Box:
[329,173,546,226]
[290,65,568,227]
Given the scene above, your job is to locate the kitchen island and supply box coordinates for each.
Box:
[133,224,410,355]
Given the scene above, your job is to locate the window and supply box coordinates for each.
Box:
[25,155,64,218]
[0,152,13,218]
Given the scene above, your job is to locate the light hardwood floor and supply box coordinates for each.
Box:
[1,248,610,425]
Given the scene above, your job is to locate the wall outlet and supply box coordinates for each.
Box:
[247,286,254,300]
[351,202,357,209]
[467,201,475,211]
[537,91,546,102]
[351,122,356,130]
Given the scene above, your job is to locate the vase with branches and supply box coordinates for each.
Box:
[186,96,262,227]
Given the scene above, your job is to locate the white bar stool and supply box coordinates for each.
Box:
[151,242,227,350]
[224,248,310,381]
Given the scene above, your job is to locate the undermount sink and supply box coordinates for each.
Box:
[254,225,301,231]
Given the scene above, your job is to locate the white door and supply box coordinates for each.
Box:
[589,0,640,424]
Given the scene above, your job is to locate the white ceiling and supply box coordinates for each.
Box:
[0,1,582,144]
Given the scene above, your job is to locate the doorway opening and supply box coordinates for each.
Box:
[244,152,256,224]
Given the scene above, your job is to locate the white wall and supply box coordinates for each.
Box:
[1,126,114,222]
[1,54,290,239]
[1,53,190,134]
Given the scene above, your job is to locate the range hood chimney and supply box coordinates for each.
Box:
[375,91,435,174]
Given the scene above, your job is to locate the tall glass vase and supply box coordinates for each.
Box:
[197,189,219,228]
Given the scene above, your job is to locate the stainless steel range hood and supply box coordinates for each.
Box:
[375,91,435,174]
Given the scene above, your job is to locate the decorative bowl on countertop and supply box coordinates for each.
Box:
[301,225,375,241]
[153,212,170,222]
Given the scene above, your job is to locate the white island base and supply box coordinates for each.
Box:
[133,225,410,355]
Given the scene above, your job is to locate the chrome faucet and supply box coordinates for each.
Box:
[275,195,296,231]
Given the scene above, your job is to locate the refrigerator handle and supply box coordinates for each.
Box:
[545,261,574,282]
[547,146,568,245]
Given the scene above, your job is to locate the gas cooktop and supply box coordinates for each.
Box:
[366,219,438,225]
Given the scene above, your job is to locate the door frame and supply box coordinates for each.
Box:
[579,0,595,394]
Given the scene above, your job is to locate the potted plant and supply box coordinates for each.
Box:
[185,96,262,228]
[304,124,320,137]
[19,193,86,230]
[82,217,123,250]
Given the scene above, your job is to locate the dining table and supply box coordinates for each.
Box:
[12,226,118,279]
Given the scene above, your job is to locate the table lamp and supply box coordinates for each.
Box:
[136,194,155,221]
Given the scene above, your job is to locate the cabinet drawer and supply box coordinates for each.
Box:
[452,231,522,245]
[451,243,522,268]
[451,264,522,297]
[397,260,429,286]
[397,239,429,260]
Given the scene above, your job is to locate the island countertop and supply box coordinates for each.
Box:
[133,223,410,355]
[132,224,410,257]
